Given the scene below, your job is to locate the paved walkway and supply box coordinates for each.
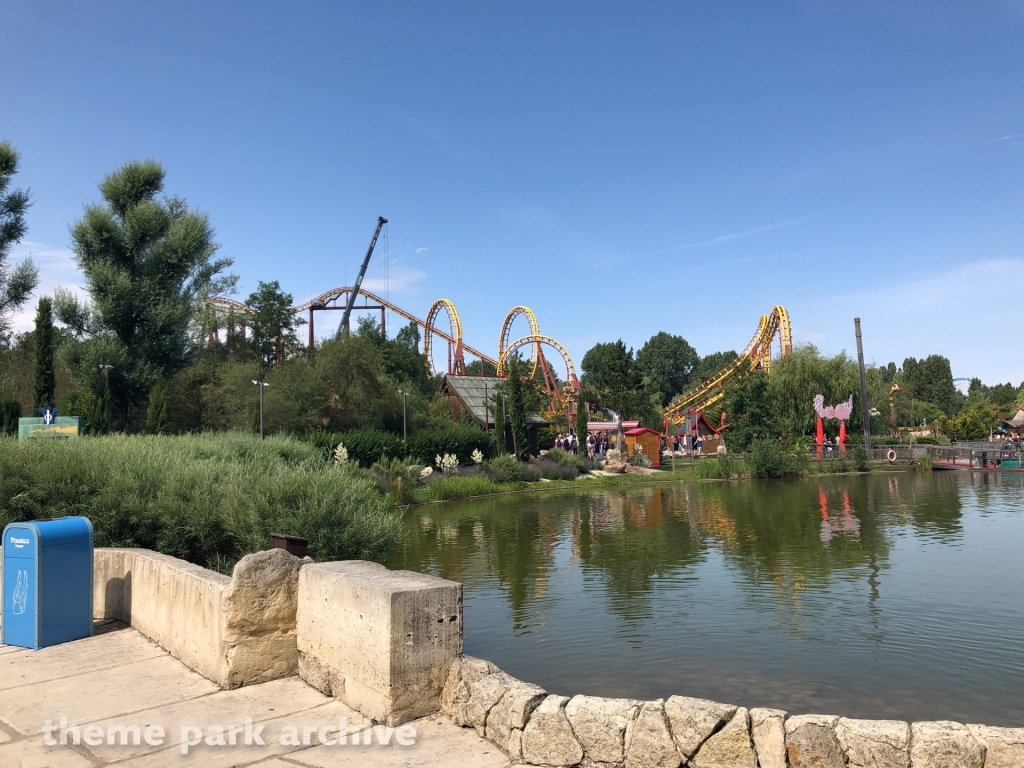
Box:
[0,621,510,768]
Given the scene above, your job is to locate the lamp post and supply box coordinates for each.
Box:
[252,380,270,439]
[398,390,409,442]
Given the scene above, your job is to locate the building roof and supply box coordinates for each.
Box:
[672,411,722,435]
[442,375,548,427]
[587,420,640,431]
[1003,409,1024,430]
[625,427,662,436]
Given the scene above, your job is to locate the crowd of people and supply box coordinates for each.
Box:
[553,431,612,459]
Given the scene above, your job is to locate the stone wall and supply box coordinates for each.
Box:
[440,654,1024,768]
[93,547,306,689]
[297,560,462,726]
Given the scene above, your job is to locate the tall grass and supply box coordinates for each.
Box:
[0,433,401,572]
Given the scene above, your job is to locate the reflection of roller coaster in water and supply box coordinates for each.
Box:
[205,290,792,423]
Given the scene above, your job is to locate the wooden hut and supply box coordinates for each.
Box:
[674,411,724,454]
[624,427,662,467]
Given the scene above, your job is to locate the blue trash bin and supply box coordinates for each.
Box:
[3,517,94,650]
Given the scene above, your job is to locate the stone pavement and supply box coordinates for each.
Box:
[0,621,510,768]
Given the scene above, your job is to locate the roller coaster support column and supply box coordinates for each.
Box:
[855,318,871,450]
[308,308,314,349]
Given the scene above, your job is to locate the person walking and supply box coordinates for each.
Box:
[587,432,596,459]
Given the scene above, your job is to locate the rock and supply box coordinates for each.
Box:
[836,718,910,768]
[691,707,756,768]
[565,695,642,764]
[604,462,627,474]
[458,672,515,735]
[910,721,984,768]
[222,547,307,686]
[624,699,681,768]
[441,655,498,716]
[297,650,344,698]
[749,708,787,768]
[785,714,844,768]
[967,725,1024,768]
[485,677,546,754]
[521,695,585,767]
[664,696,737,760]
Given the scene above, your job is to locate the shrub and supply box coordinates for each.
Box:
[747,439,802,478]
[546,447,586,472]
[422,474,505,501]
[520,463,542,482]
[853,445,870,472]
[487,454,523,483]
[1,398,23,435]
[406,426,491,467]
[919,453,933,471]
[537,458,578,480]
[302,429,403,467]
[629,452,652,468]
[0,433,402,572]
[694,454,737,479]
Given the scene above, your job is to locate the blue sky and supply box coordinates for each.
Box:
[5,2,1023,386]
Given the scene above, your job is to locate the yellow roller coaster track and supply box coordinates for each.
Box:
[423,299,465,376]
[664,305,793,424]
[207,289,500,371]
[497,334,578,387]
[499,306,541,379]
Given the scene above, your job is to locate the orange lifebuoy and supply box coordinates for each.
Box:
[887,449,897,464]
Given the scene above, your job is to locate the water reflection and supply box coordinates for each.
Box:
[388,472,1024,724]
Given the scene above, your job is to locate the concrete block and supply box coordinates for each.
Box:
[297,560,462,726]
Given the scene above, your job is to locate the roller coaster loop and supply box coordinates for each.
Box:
[663,305,792,424]
[423,299,466,377]
[498,334,579,397]
[499,306,541,379]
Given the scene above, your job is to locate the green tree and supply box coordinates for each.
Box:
[575,398,589,450]
[32,296,56,409]
[0,141,37,337]
[505,355,530,461]
[55,159,235,426]
[767,345,862,436]
[246,280,302,370]
[636,332,699,406]
[693,350,738,386]
[146,376,169,434]
[900,355,963,416]
[721,370,778,451]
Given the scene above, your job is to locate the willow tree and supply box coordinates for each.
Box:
[55,160,236,426]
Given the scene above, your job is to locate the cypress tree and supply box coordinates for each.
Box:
[146,377,168,434]
[506,355,530,462]
[32,296,56,409]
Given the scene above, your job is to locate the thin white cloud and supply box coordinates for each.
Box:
[790,258,1024,385]
[8,241,89,334]
[982,132,1024,144]
[415,247,429,253]
[641,218,805,257]
[360,265,427,295]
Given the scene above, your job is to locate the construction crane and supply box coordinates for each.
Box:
[336,216,388,338]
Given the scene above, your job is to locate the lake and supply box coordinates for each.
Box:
[387,471,1024,725]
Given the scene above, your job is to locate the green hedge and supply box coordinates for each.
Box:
[406,426,491,466]
[0,433,402,572]
[301,429,405,467]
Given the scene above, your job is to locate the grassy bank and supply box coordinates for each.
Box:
[0,433,401,572]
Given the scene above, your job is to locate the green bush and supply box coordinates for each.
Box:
[302,429,404,467]
[487,454,523,483]
[546,447,586,472]
[0,398,21,435]
[0,433,402,572]
[747,439,803,478]
[853,445,870,472]
[406,426,491,466]
[694,454,737,479]
[421,474,509,501]
[919,453,933,471]
[537,458,578,480]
